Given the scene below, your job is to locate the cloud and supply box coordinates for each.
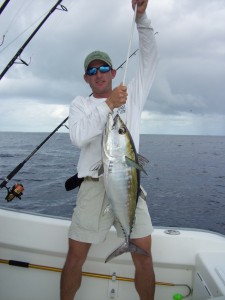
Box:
[0,98,68,132]
[147,0,225,122]
[141,111,225,136]
[0,0,225,135]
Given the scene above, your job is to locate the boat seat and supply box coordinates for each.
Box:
[196,252,225,297]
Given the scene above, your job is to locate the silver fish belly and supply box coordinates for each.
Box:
[103,113,149,263]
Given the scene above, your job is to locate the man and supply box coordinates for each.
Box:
[60,0,158,299]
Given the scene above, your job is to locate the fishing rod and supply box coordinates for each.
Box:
[0,0,66,80]
[0,116,68,201]
[0,49,139,201]
[0,0,10,15]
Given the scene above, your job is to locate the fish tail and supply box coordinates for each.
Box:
[105,241,149,263]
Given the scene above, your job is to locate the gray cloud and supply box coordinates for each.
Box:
[0,0,225,134]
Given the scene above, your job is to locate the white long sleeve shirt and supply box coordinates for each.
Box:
[69,13,158,178]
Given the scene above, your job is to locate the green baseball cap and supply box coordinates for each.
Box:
[84,50,113,72]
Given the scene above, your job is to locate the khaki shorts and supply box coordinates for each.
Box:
[68,177,154,244]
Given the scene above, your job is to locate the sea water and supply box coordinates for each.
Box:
[0,132,224,234]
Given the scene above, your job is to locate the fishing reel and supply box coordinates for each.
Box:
[5,183,24,202]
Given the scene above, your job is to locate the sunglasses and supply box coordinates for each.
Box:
[86,65,111,76]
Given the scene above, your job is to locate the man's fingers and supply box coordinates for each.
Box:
[132,0,148,14]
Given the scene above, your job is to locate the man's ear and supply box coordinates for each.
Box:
[111,69,117,79]
[83,74,89,83]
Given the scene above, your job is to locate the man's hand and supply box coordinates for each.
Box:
[132,0,148,17]
[106,83,128,111]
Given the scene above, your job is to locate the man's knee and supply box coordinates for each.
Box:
[133,252,153,270]
[66,239,91,267]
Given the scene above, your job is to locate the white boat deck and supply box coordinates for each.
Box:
[0,208,225,300]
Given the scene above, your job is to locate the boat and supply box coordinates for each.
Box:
[0,207,225,300]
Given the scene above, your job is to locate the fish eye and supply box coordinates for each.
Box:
[118,127,126,135]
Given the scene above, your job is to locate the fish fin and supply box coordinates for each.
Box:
[105,241,149,263]
[137,154,149,167]
[98,164,104,176]
[125,156,148,175]
[125,156,141,169]
[90,161,104,176]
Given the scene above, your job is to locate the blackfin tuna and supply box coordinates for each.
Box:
[102,113,149,263]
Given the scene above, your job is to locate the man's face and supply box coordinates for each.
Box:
[84,60,116,98]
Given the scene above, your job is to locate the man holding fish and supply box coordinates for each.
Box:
[61,0,158,299]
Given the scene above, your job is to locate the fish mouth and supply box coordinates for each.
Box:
[112,114,127,135]
[104,113,114,137]
[113,114,119,125]
[111,114,121,131]
[106,114,121,132]
[108,113,115,128]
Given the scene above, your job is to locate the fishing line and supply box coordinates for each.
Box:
[0,10,50,55]
[2,0,27,33]
[0,35,5,46]
[118,3,137,116]
[0,0,65,79]
[43,2,69,31]
[1,0,31,37]
[122,4,137,86]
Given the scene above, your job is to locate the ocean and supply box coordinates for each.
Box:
[0,132,225,235]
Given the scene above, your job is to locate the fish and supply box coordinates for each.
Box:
[102,113,149,263]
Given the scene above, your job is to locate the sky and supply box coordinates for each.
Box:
[0,0,225,135]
